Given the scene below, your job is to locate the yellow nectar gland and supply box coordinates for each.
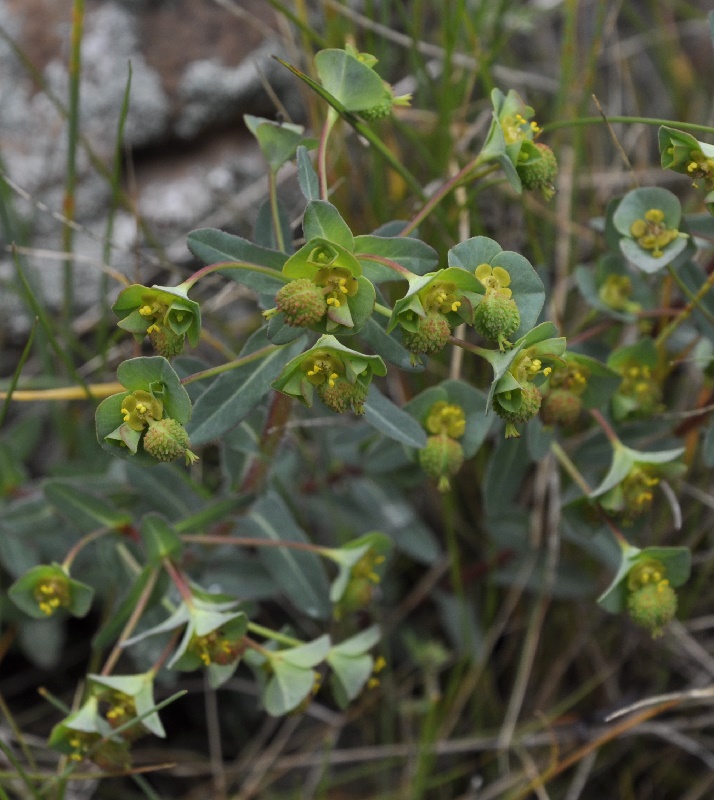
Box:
[422,281,462,315]
[367,656,387,689]
[34,579,69,616]
[622,466,660,514]
[598,274,639,313]
[314,267,358,310]
[353,550,386,585]
[627,559,667,592]
[629,208,680,258]
[686,150,714,190]
[502,112,540,145]
[302,352,345,388]
[104,691,137,723]
[120,390,163,432]
[425,401,466,439]
[512,351,551,384]
[67,732,99,762]
[475,264,512,298]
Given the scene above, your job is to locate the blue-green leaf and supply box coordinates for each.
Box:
[187,329,306,445]
[363,387,427,448]
[241,491,331,619]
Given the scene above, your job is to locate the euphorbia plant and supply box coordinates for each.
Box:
[5,32,714,799]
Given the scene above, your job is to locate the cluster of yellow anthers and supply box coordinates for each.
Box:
[598,274,637,312]
[67,732,97,762]
[513,351,552,384]
[104,692,136,724]
[302,352,344,388]
[422,281,462,315]
[475,264,512,297]
[425,402,466,439]
[628,560,669,594]
[189,630,242,667]
[620,364,654,401]
[686,151,714,189]
[138,301,168,335]
[367,655,387,690]
[630,208,679,258]
[622,466,660,514]
[33,579,69,616]
[314,267,358,309]
[353,550,387,586]
[121,391,163,432]
[501,112,541,145]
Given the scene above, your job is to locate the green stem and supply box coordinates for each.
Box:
[447,335,493,360]
[162,559,193,606]
[268,170,286,252]
[656,267,714,349]
[666,264,714,326]
[100,568,160,676]
[399,160,496,237]
[181,344,281,385]
[550,441,630,549]
[589,408,621,446]
[0,738,42,800]
[318,107,339,200]
[0,317,36,427]
[374,302,392,318]
[62,527,111,571]
[550,440,592,496]
[180,261,288,291]
[62,0,85,330]
[358,253,414,278]
[246,623,303,648]
[181,533,327,555]
[543,115,714,136]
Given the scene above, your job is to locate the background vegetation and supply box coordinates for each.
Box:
[2,1,714,798]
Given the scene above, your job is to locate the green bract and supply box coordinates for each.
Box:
[244,114,317,173]
[88,672,166,739]
[48,697,130,770]
[278,236,375,334]
[124,587,247,689]
[271,335,386,414]
[589,442,686,521]
[405,380,492,460]
[327,626,382,708]
[246,635,332,716]
[611,187,689,272]
[113,283,201,355]
[9,563,94,619]
[322,532,392,613]
[598,544,691,615]
[387,267,483,334]
[481,88,543,193]
[659,125,714,210]
[607,338,662,420]
[95,356,194,465]
[448,235,545,340]
[314,46,410,118]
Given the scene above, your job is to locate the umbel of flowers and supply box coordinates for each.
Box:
[418,402,467,492]
[9,563,94,620]
[113,283,201,359]
[272,335,386,414]
[598,545,691,638]
[388,267,482,355]
[96,356,198,466]
[540,360,590,427]
[271,236,375,335]
[480,88,558,199]
[493,348,552,437]
[473,263,521,350]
